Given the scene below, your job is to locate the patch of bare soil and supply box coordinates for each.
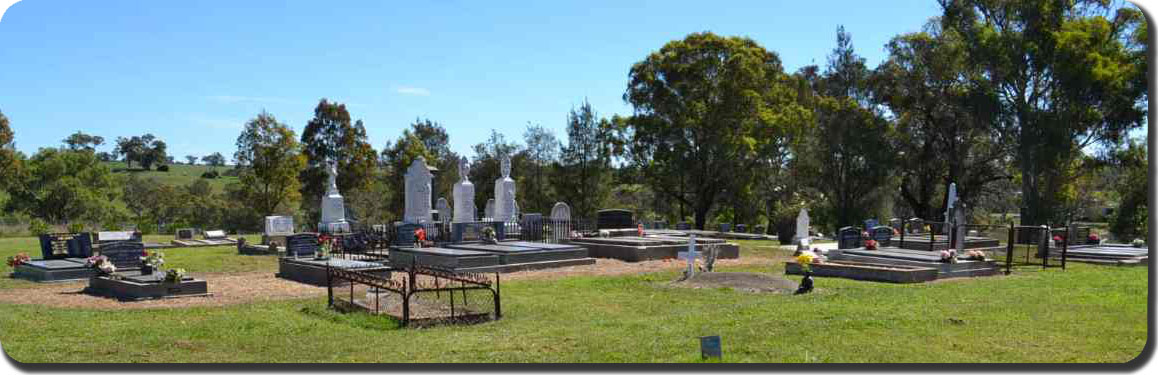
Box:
[667,272,798,293]
[0,256,780,310]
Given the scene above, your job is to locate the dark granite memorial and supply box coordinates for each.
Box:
[389,247,501,270]
[837,227,862,249]
[285,233,319,257]
[871,226,894,247]
[85,272,210,301]
[569,235,740,262]
[597,209,635,230]
[827,248,1000,279]
[39,233,93,260]
[277,257,389,286]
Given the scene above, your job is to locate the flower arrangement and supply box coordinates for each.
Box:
[6,253,31,269]
[637,224,645,237]
[569,230,581,239]
[1053,235,1064,246]
[1133,238,1146,248]
[84,255,117,275]
[140,251,164,269]
[164,268,186,283]
[864,239,879,250]
[964,250,986,261]
[796,252,816,272]
[480,226,497,244]
[939,249,958,264]
[1088,233,1100,243]
[317,234,332,258]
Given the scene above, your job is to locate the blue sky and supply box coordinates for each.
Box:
[3,0,1002,160]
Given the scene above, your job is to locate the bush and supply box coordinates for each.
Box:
[157,165,170,172]
[28,218,50,236]
[200,170,220,179]
[67,222,85,234]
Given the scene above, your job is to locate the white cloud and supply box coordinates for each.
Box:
[0,0,22,23]
[395,86,431,96]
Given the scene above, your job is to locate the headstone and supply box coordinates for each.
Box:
[871,226,893,247]
[492,155,518,222]
[597,209,634,230]
[944,182,958,225]
[285,233,319,257]
[863,219,879,231]
[550,202,572,221]
[484,199,496,220]
[99,241,145,269]
[718,223,732,232]
[795,208,811,243]
[676,222,691,230]
[97,231,136,243]
[521,213,544,240]
[452,156,476,223]
[318,160,350,233]
[265,216,295,236]
[436,198,451,224]
[39,233,93,260]
[952,203,967,250]
[404,157,434,224]
[736,224,747,233]
[176,228,195,240]
[700,335,722,360]
[203,230,227,240]
[837,226,861,250]
[394,223,424,247]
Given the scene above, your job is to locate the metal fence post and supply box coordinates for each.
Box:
[1005,223,1015,275]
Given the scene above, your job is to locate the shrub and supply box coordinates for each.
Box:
[28,218,50,236]
[67,222,85,234]
[200,170,219,179]
[157,165,170,172]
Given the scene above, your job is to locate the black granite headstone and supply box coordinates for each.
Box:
[176,228,195,240]
[99,241,145,268]
[871,226,893,247]
[394,223,423,247]
[597,209,634,230]
[837,227,862,250]
[285,233,319,257]
[39,233,93,260]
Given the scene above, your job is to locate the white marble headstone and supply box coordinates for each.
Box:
[318,161,349,233]
[944,182,957,224]
[404,157,434,224]
[493,155,518,222]
[436,198,451,224]
[550,202,572,221]
[452,156,476,223]
[484,199,496,220]
[265,216,295,236]
[795,208,810,244]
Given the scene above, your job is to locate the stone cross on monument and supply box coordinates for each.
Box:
[318,159,349,233]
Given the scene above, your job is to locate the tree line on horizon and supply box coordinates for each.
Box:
[0,1,1149,241]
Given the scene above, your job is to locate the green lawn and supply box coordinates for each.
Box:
[0,239,1148,363]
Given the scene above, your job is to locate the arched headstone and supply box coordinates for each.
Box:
[452,156,476,223]
[551,202,572,221]
[404,158,434,224]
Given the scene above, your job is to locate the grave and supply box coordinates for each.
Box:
[388,247,501,271]
[275,232,388,286]
[439,241,596,272]
[175,228,195,241]
[11,233,97,282]
[785,260,939,283]
[718,223,732,233]
[825,248,1000,279]
[837,227,862,249]
[570,235,740,262]
[404,157,435,224]
[550,202,572,221]
[85,272,210,301]
[871,226,894,247]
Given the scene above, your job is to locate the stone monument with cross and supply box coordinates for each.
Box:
[493,155,518,222]
[452,156,476,223]
[404,157,434,224]
[318,160,350,233]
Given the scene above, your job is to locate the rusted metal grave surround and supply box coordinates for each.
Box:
[325,264,501,328]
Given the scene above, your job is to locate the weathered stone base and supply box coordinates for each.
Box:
[785,261,938,283]
[85,273,210,301]
[12,258,141,283]
[389,245,597,273]
[569,237,740,262]
[277,257,389,287]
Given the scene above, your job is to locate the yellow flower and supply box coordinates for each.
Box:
[796,253,815,272]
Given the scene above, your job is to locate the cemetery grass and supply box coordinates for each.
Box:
[0,240,1147,363]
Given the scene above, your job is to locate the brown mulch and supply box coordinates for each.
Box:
[0,257,778,310]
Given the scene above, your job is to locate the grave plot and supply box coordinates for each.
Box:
[824,248,1000,279]
[170,229,239,248]
[326,265,500,328]
[9,233,152,283]
[1045,244,1148,266]
[569,236,740,262]
[85,272,210,301]
[784,260,939,283]
[275,233,390,286]
[438,241,596,272]
[388,247,501,272]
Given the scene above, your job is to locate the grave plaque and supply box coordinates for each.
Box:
[99,241,145,269]
[285,233,319,257]
[265,216,295,236]
[718,223,732,232]
[550,202,572,221]
[838,226,861,250]
[863,219,880,231]
[97,231,137,243]
[394,223,424,247]
[204,230,227,240]
[700,336,722,360]
[39,233,93,260]
[676,222,691,230]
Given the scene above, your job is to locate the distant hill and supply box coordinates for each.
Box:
[104,161,239,192]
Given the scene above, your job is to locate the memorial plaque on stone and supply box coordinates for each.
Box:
[838,227,862,250]
[265,216,295,236]
[204,230,226,240]
[176,228,195,240]
[394,223,423,247]
[285,233,319,257]
[597,209,634,230]
[676,222,691,230]
[99,241,145,268]
[97,231,138,244]
[39,233,92,260]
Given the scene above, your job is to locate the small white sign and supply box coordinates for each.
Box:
[97,231,134,241]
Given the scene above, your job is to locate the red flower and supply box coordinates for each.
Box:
[415,228,427,242]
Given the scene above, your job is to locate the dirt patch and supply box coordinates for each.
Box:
[0,257,779,310]
[667,272,799,293]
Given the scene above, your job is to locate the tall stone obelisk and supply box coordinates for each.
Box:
[318,161,350,233]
